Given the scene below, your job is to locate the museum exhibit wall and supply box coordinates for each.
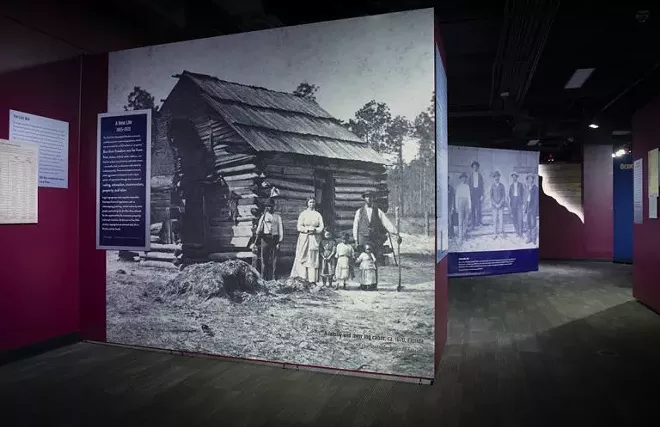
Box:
[538,145,613,260]
[92,9,440,380]
[434,22,448,368]
[538,162,585,259]
[632,95,660,313]
[0,58,82,353]
[79,55,110,342]
[613,153,633,263]
[447,146,540,277]
[582,145,614,259]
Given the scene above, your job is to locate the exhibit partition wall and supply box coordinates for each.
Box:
[433,23,449,369]
[448,146,540,277]
[613,153,633,263]
[104,9,439,380]
[436,36,449,261]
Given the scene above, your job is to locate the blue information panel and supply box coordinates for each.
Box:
[96,110,151,250]
[448,249,539,277]
[613,154,633,263]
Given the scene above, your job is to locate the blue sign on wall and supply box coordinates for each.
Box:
[448,249,539,277]
[613,154,633,263]
[96,110,151,251]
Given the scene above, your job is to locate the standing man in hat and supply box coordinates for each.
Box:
[524,174,539,244]
[468,161,485,228]
[508,172,525,238]
[455,173,472,244]
[353,191,401,260]
[490,170,507,239]
[253,198,284,280]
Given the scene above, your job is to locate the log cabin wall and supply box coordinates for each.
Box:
[202,116,259,261]
[158,76,389,264]
[263,153,388,259]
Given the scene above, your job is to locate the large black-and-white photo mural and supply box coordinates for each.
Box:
[106,9,439,379]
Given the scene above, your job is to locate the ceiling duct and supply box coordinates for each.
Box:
[490,0,561,109]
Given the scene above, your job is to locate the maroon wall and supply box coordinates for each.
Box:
[0,58,82,351]
[632,96,660,313]
[79,55,109,341]
[539,164,586,259]
[434,257,447,372]
[582,145,614,259]
[539,146,613,260]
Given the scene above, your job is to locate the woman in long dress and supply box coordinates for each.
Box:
[290,198,324,284]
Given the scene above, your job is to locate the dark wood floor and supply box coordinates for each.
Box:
[3,261,660,426]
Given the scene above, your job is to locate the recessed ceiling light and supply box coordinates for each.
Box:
[589,123,599,129]
[565,68,595,89]
[527,139,540,146]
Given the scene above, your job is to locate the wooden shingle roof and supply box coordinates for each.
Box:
[179,71,387,165]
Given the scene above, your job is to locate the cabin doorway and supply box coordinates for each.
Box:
[168,118,210,252]
[314,170,335,232]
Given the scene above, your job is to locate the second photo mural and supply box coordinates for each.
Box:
[105,9,438,379]
[448,146,540,277]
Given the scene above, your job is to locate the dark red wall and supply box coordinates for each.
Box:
[539,146,613,260]
[0,58,81,351]
[79,55,109,341]
[632,96,660,313]
[434,257,447,372]
[582,145,614,259]
[539,165,586,259]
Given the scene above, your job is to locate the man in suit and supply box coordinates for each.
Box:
[455,173,471,244]
[448,176,456,239]
[508,173,524,238]
[468,161,484,228]
[525,174,539,245]
[490,170,507,239]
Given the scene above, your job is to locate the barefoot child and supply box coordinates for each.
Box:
[356,243,378,291]
[320,230,336,287]
[334,233,354,289]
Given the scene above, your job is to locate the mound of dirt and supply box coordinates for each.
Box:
[265,276,314,294]
[162,260,265,303]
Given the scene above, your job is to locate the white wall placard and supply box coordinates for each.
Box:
[649,148,659,198]
[650,196,658,219]
[634,158,643,224]
[0,139,38,224]
[9,110,69,189]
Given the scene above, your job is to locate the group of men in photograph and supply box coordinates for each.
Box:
[448,161,539,245]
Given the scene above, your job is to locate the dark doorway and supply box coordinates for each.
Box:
[168,119,211,252]
[314,170,335,232]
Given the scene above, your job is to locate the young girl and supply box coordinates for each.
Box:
[319,229,336,287]
[334,233,354,290]
[356,243,378,291]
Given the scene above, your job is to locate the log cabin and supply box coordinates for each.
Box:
[157,71,389,264]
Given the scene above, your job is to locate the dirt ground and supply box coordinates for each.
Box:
[106,233,435,378]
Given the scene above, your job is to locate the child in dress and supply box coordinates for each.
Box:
[319,230,336,287]
[356,243,378,291]
[334,233,354,290]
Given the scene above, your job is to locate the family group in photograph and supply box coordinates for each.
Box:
[251,191,402,291]
[448,160,539,245]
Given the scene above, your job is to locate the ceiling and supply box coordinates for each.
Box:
[3,0,660,160]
